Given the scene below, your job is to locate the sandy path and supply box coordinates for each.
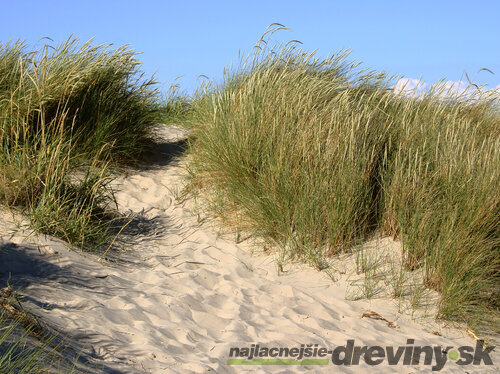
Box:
[0,126,497,373]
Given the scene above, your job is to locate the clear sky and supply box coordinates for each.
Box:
[1,0,499,95]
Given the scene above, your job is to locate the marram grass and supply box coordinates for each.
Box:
[180,27,499,331]
[0,38,162,249]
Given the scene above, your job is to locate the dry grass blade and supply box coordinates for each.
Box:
[0,287,45,340]
[361,310,399,329]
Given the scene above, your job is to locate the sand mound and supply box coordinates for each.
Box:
[0,126,497,373]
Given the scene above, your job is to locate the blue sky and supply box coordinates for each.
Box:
[1,0,499,95]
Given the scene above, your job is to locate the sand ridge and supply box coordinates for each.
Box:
[0,125,497,373]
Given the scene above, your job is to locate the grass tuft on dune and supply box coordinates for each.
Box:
[0,38,162,249]
[178,26,499,331]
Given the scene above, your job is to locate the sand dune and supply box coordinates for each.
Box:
[0,126,497,373]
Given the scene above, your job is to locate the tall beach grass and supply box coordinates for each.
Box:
[0,37,164,371]
[181,26,499,331]
[0,38,162,248]
[1,312,57,373]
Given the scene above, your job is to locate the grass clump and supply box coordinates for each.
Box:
[0,286,78,373]
[0,313,56,373]
[181,25,499,330]
[382,89,499,327]
[0,38,162,249]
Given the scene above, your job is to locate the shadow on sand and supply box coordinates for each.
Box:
[0,132,191,372]
[0,241,126,373]
[139,137,189,169]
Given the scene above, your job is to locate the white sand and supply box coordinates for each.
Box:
[0,125,497,373]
